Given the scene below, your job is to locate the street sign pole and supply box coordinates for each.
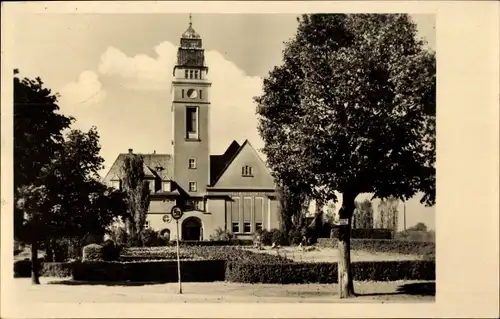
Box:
[170,206,184,295]
[176,218,182,294]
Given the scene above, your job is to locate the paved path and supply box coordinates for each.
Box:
[12,278,434,304]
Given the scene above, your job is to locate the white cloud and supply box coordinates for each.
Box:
[96,41,264,155]
[59,71,106,107]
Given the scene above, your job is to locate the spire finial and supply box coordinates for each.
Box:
[189,13,192,27]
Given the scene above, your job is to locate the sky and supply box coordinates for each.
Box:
[13,13,436,230]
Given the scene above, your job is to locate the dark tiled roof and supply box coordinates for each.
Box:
[103,153,173,183]
[104,141,242,186]
[209,141,240,185]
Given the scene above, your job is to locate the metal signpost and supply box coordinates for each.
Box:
[167,206,184,294]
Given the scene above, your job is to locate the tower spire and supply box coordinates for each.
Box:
[189,13,192,28]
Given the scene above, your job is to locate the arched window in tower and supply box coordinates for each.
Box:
[185,70,188,79]
[194,70,199,79]
[189,70,194,79]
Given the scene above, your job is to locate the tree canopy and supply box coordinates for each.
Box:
[255,14,435,206]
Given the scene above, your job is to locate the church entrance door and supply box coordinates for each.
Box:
[182,217,203,241]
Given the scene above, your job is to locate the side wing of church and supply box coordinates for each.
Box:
[102,18,280,241]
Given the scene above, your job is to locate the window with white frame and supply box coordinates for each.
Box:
[188,181,197,192]
[188,158,196,169]
[232,222,239,233]
[145,221,150,229]
[241,165,253,177]
[243,222,251,233]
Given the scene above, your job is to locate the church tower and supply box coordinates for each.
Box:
[172,15,211,199]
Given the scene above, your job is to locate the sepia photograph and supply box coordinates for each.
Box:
[1,1,498,318]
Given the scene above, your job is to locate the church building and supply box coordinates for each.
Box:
[102,18,280,241]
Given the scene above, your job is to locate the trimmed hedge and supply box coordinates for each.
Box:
[329,228,393,240]
[82,244,103,261]
[317,238,435,256]
[41,262,73,277]
[225,260,435,284]
[14,260,73,278]
[122,246,292,263]
[72,259,226,282]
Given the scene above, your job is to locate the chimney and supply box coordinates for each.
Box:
[153,150,156,154]
[128,148,133,154]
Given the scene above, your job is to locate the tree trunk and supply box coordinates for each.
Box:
[31,241,40,285]
[337,191,357,298]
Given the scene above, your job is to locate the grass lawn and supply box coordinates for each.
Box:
[244,246,423,263]
[13,277,435,303]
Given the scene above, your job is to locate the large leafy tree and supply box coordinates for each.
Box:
[14,70,126,284]
[13,69,73,241]
[121,154,150,238]
[256,14,435,298]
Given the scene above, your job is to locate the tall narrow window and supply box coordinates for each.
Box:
[199,90,203,99]
[188,158,196,169]
[185,70,188,78]
[182,89,185,98]
[194,70,199,79]
[189,70,194,79]
[186,107,198,139]
[188,181,197,192]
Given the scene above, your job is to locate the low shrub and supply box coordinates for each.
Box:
[14,259,42,278]
[140,229,169,247]
[209,227,234,241]
[225,260,435,284]
[317,238,435,256]
[270,228,288,246]
[121,246,293,263]
[82,244,103,261]
[41,262,74,277]
[394,230,435,242]
[14,260,73,278]
[329,228,393,239]
[258,229,271,246]
[101,240,121,261]
[72,259,226,282]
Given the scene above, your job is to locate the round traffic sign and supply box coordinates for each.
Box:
[171,206,184,220]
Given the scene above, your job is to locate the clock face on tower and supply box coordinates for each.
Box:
[187,89,198,99]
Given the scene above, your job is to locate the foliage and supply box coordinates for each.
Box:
[121,246,293,263]
[353,200,374,229]
[255,14,435,296]
[259,229,274,246]
[14,259,42,278]
[41,262,74,277]
[395,229,435,242]
[140,228,169,247]
[209,227,234,241]
[377,196,399,230]
[101,240,122,261]
[72,260,227,282]
[225,260,435,284]
[13,69,73,226]
[82,244,103,261]
[407,222,428,232]
[121,154,150,236]
[317,238,435,256]
[277,184,310,241]
[107,225,129,246]
[255,14,436,206]
[330,227,393,239]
